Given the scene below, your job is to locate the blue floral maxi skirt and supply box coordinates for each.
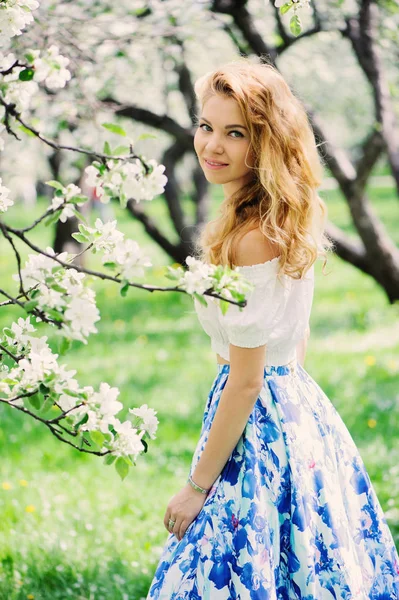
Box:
[146,360,399,599]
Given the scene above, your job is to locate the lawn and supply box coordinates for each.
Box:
[0,183,398,599]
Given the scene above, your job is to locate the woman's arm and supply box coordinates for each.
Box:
[191,343,266,491]
[296,325,310,367]
[191,228,279,491]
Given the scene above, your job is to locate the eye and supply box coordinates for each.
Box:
[199,123,244,138]
[229,130,244,138]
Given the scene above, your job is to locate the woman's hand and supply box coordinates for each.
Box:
[164,482,208,541]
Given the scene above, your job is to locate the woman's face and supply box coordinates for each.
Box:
[194,94,255,199]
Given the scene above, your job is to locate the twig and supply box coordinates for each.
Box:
[0,396,111,456]
[0,222,28,298]
[0,343,20,363]
[0,96,141,164]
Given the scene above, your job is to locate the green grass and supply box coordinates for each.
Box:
[0,185,398,599]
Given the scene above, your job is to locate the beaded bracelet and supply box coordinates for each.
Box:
[187,474,210,495]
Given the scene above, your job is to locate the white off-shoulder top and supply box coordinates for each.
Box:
[193,256,314,367]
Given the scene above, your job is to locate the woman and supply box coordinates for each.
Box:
[146,58,399,599]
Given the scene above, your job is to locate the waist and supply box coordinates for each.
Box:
[215,345,298,368]
[216,356,298,376]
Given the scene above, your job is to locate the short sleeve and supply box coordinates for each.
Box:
[217,259,292,349]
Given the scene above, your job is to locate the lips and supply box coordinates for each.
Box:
[204,159,228,166]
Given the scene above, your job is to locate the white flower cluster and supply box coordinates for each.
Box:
[0,45,71,126]
[129,403,159,440]
[0,51,38,114]
[0,318,158,461]
[0,177,13,212]
[14,248,100,343]
[166,255,255,306]
[50,183,87,222]
[84,157,168,206]
[29,45,72,89]
[75,218,153,281]
[0,0,39,45]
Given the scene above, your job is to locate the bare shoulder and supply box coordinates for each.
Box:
[234,227,280,267]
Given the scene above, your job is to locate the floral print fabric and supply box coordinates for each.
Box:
[146,361,399,599]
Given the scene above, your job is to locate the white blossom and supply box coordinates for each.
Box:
[0,178,13,213]
[0,0,39,45]
[15,249,100,344]
[84,156,167,205]
[129,403,159,440]
[5,316,36,349]
[127,159,168,202]
[33,45,71,89]
[104,238,152,279]
[51,184,86,223]
[62,290,100,343]
[112,419,145,458]
[36,283,66,311]
[86,218,124,253]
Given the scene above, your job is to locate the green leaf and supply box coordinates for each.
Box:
[46,308,64,322]
[74,412,89,430]
[70,195,88,205]
[104,453,116,466]
[62,388,81,398]
[115,457,129,480]
[19,68,35,82]
[39,383,50,395]
[44,211,61,227]
[113,145,130,156]
[119,192,127,209]
[71,232,89,244]
[103,262,117,269]
[24,300,38,312]
[59,337,71,355]
[90,430,105,447]
[25,52,35,64]
[141,438,148,454]
[280,1,294,14]
[51,283,67,294]
[28,392,42,410]
[78,223,90,235]
[45,180,65,191]
[136,133,157,142]
[18,124,36,137]
[290,13,302,36]
[164,271,179,281]
[3,328,15,339]
[40,396,54,413]
[103,140,112,155]
[192,292,208,307]
[102,123,126,137]
[71,207,88,225]
[219,299,230,316]
[120,281,129,297]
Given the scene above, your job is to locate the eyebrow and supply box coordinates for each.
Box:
[200,117,248,131]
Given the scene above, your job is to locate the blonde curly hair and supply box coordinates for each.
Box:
[192,57,332,279]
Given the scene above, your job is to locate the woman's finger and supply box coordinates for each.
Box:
[163,510,171,531]
[164,511,176,533]
[172,518,182,539]
[178,519,189,541]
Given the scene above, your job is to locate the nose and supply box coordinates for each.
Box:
[205,133,225,154]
